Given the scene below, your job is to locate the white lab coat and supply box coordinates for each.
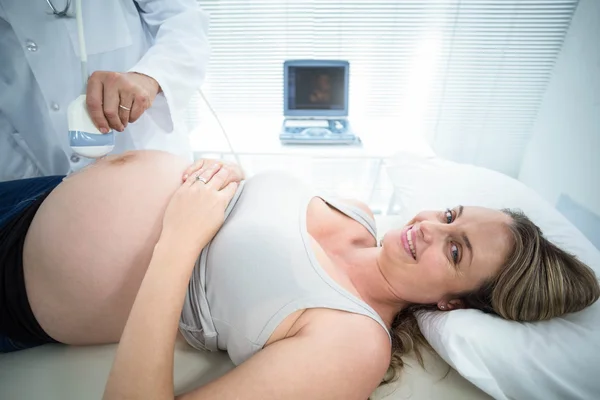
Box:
[0,0,210,181]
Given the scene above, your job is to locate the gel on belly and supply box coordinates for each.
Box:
[68,95,115,159]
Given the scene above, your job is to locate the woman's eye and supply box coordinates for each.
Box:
[445,208,453,224]
[451,243,459,264]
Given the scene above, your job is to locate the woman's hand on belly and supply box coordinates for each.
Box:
[160,164,239,258]
[181,158,245,187]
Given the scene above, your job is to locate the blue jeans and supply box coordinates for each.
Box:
[0,175,64,228]
[0,334,35,352]
[0,175,65,353]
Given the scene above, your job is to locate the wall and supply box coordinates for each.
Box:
[518,0,600,216]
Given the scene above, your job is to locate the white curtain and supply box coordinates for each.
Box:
[194,0,578,176]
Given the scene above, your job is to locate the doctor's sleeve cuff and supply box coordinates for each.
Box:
[128,5,211,135]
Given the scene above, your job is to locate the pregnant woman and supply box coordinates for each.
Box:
[1,150,598,400]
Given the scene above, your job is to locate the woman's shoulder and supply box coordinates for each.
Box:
[291,307,391,353]
[282,308,392,393]
[207,307,392,400]
[336,198,375,220]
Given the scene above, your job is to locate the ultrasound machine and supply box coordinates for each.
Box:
[279,60,361,145]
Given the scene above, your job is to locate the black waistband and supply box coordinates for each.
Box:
[0,190,58,345]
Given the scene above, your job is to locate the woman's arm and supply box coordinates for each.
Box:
[178,313,391,400]
[103,165,237,400]
[102,241,197,399]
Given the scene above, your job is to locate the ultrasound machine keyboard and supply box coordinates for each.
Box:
[279,119,360,145]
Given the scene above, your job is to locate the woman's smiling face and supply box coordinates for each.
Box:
[377,206,514,307]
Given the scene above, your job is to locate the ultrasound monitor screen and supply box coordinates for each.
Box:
[287,66,346,111]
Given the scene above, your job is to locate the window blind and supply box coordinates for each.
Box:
[194,0,578,176]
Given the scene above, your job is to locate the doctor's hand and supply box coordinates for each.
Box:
[182,159,245,188]
[86,71,161,134]
[160,165,238,256]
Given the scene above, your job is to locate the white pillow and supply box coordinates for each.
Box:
[384,152,600,400]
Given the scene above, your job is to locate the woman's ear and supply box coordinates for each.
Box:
[438,299,466,311]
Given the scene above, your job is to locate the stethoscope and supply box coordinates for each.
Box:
[46,0,72,18]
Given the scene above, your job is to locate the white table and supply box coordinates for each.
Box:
[188,115,435,215]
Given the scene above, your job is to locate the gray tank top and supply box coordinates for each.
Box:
[179,171,390,365]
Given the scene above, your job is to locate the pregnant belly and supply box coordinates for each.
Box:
[22,151,190,344]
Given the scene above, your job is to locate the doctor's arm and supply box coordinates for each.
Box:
[87,0,209,134]
[128,0,210,129]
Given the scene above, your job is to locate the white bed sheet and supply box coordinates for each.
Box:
[0,334,489,400]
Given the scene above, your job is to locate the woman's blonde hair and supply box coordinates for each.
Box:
[381,209,600,386]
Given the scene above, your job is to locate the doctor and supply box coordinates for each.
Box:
[0,0,210,181]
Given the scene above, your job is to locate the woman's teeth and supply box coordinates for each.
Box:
[407,228,417,260]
